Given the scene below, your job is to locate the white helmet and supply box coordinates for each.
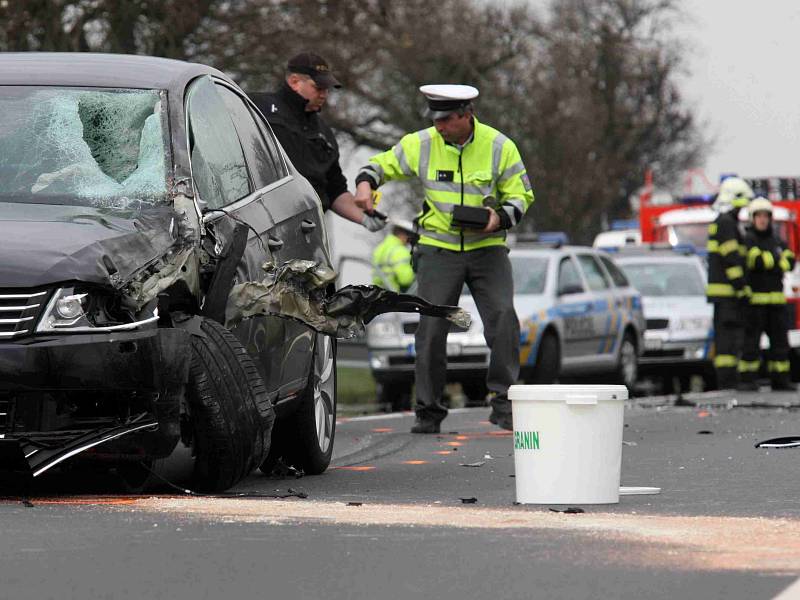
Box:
[748,196,773,222]
[713,176,754,213]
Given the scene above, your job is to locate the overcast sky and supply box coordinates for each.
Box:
[680,1,800,183]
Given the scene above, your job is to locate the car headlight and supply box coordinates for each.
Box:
[38,288,91,330]
[671,316,712,332]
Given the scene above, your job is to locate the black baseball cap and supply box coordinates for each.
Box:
[287,52,341,89]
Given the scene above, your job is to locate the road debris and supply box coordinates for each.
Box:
[459,461,486,468]
[549,507,585,514]
[460,497,478,504]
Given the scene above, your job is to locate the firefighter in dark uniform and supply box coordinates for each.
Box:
[249,52,385,231]
[738,197,797,391]
[706,176,753,389]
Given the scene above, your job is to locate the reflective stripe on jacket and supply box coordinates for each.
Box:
[358,118,534,251]
[706,209,747,302]
[371,234,414,292]
[743,226,795,305]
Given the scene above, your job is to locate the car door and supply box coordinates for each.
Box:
[214,81,329,399]
[555,255,596,360]
[575,253,617,359]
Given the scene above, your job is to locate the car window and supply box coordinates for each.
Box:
[215,84,283,189]
[187,77,251,209]
[510,256,548,294]
[599,255,630,287]
[558,257,584,294]
[577,254,610,290]
[248,103,288,180]
[618,261,706,297]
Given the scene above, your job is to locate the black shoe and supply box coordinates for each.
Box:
[737,381,759,392]
[410,419,441,434]
[772,381,798,391]
[488,410,513,431]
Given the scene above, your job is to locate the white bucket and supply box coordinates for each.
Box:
[509,384,627,504]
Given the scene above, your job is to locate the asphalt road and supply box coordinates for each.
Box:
[3,389,800,600]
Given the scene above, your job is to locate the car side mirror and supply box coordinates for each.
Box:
[558,283,583,296]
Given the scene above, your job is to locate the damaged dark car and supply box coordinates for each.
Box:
[0,54,334,491]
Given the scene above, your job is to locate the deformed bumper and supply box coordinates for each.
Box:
[0,327,191,477]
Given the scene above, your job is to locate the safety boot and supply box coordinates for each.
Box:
[410,418,441,434]
[771,376,797,392]
[488,410,513,431]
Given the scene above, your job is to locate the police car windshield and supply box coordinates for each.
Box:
[510,256,548,294]
[619,261,705,297]
[667,224,708,249]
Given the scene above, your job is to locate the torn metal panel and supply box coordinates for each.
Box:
[226,259,471,339]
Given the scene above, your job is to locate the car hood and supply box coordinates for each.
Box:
[641,296,712,320]
[0,202,178,288]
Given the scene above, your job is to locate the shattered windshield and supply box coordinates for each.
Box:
[0,86,168,209]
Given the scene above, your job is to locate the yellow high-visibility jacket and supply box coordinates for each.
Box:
[357,118,534,251]
[372,233,414,292]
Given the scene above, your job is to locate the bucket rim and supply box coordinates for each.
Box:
[508,384,628,402]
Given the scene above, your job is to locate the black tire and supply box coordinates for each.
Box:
[614,330,639,391]
[462,380,488,407]
[529,331,560,383]
[377,381,412,412]
[187,318,274,491]
[283,333,337,475]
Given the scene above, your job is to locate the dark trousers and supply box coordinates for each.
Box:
[741,304,791,385]
[414,245,519,423]
[713,300,744,389]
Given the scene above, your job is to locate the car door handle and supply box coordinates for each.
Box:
[267,235,284,251]
[300,219,316,234]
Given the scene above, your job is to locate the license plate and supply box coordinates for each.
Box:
[645,338,662,351]
[446,343,462,356]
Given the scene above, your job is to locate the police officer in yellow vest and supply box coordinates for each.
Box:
[354,84,534,432]
[372,220,416,293]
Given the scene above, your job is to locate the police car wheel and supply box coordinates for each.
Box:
[283,334,337,475]
[616,331,638,390]
[530,331,560,383]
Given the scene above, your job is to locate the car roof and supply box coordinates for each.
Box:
[0,53,233,93]
[613,253,702,265]
[511,245,600,257]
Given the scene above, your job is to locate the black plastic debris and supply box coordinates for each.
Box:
[460,497,478,504]
[347,502,363,506]
[697,430,713,435]
[549,507,585,514]
[459,461,486,468]
[755,436,800,449]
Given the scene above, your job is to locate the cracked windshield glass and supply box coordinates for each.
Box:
[0,86,168,209]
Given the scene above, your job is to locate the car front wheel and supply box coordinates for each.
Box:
[615,331,638,391]
[283,333,337,474]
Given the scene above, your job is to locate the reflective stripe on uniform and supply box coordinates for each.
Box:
[719,239,739,256]
[492,133,509,176]
[725,265,744,280]
[706,283,735,297]
[746,246,761,269]
[358,164,383,186]
[707,239,719,253]
[750,291,786,304]
[417,129,432,181]
[419,229,505,246]
[393,144,414,177]
[424,180,487,196]
[714,354,738,368]
[498,160,526,185]
[768,360,791,373]
[738,359,760,373]
[761,249,775,269]
[708,223,718,235]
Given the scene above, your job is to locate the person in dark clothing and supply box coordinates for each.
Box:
[249,52,385,231]
[706,176,753,390]
[739,197,797,391]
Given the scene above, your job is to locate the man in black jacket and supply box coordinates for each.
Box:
[706,176,753,389]
[739,197,797,391]
[249,52,385,232]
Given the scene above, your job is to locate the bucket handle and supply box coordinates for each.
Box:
[565,394,598,405]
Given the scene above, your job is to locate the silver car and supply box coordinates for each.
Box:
[487,245,646,389]
[613,248,715,392]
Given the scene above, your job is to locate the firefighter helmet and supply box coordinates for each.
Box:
[713,176,754,212]
[748,196,773,221]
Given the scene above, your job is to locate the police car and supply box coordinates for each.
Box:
[612,247,715,391]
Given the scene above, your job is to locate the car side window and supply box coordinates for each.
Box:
[599,255,630,287]
[248,104,288,180]
[558,257,585,295]
[215,84,283,189]
[577,254,611,291]
[186,77,251,209]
